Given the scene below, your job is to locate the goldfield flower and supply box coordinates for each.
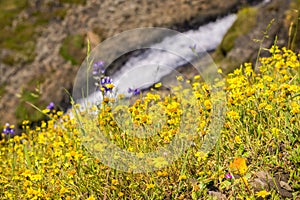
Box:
[0,44,298,199]
[244,63,253,76]
[204,99,212,110]
[86,196,96,200]
[157,171,168,177]
[195,151,208,162]
[146,183,155,190]
[291,102,300,114]
[234,136,242,144]
[264,104,273,111]
[271,128,280,136]
[118,192,124,197]
[154,82,162,88]
[227,111,239,120]
[178,174,187,181]
[256,190,271,198]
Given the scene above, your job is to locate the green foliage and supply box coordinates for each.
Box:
[59,34,86,65]
[15,78,47,123]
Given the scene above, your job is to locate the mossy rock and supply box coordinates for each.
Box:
[0,1,70,66]
[214,7,258,60]
[0,0,36,65]
[2,54,17,66]
[32,8,67,25]
[59,34,86,65]
[0,0,28,28]
[58,0,86,4]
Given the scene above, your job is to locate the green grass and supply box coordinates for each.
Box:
[15,77,47,123]
[15,89,44,123]
[59,34,86,65]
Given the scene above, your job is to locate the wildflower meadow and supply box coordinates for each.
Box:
[1,44,300,199]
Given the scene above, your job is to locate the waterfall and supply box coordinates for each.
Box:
[74,14,237,108]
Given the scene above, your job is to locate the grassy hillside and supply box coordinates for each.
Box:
[0,44,299,199]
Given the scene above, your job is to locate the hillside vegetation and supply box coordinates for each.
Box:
[1,45,299,199]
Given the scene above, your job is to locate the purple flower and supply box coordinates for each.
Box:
[128,88,141,95]
[2,123,15,135]
[225,173,233,179]
[99,76,114,93]
[101,76,113,85]
[46,102,55,110]
[93,61,105,75]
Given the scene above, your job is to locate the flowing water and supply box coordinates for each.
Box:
[77,14,237,106]
[112,14,237,95]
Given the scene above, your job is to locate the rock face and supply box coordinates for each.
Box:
[1,0,298,127]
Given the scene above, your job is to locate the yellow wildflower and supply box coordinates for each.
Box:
[234,136,242,144]
[146,183,155,190]
[256,190,271,198]
[194,75,201,80]
[204,100,212,110]
[154,82,162,88]
[227,111,239,120]
[195,151,208,161]
[157,171,168,177]
[111,179,119,185]
[177,76,184,81]
[85,195,96,200]
[178,174,187,181]
[265,104,273,111]
[229,157,247,175]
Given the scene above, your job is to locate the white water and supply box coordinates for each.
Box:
[76,14,237,106]
[112,14,237,95]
